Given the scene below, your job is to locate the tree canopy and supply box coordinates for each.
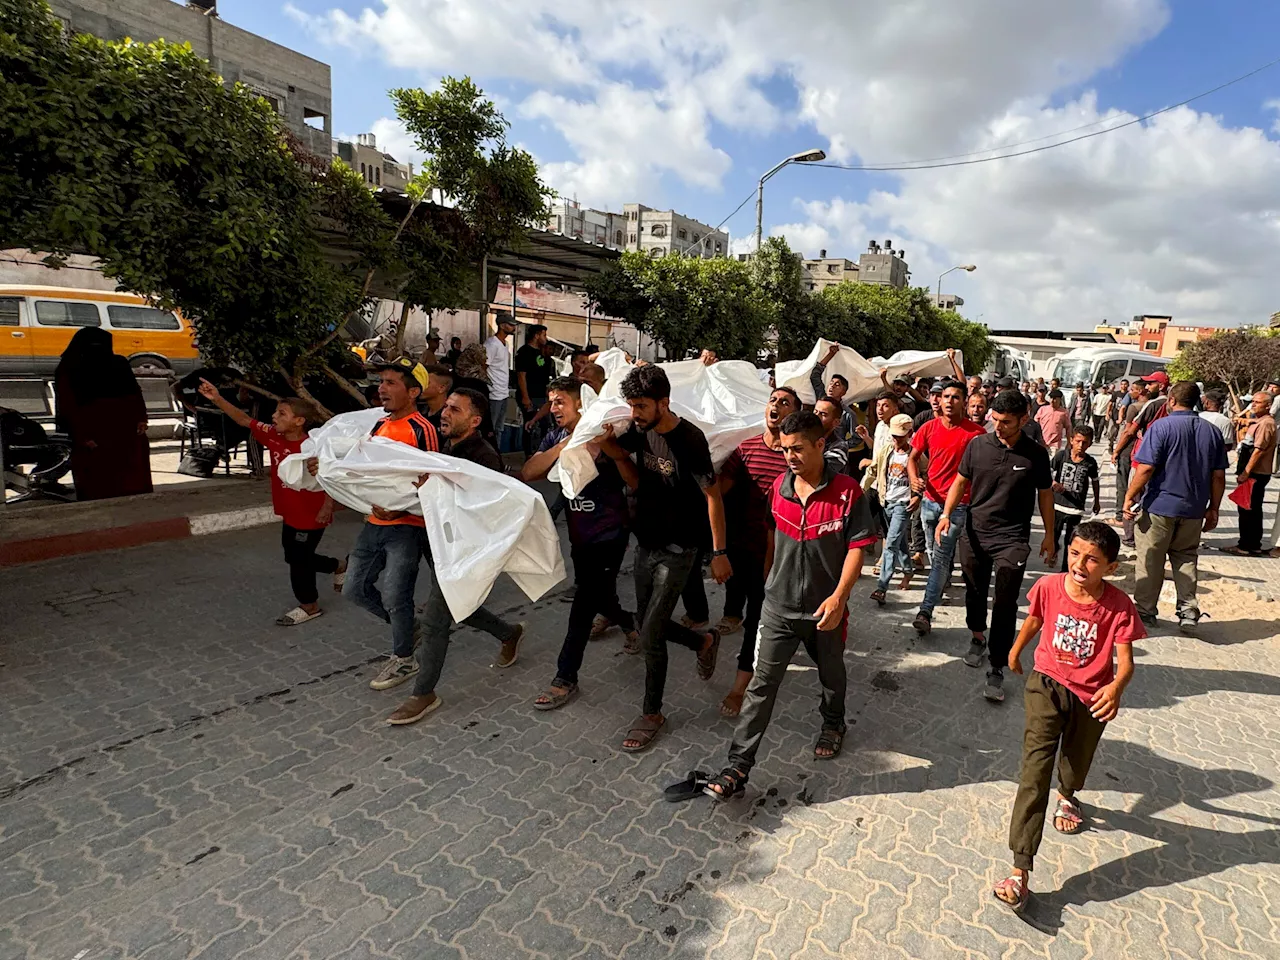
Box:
[1166,328,1280,398]
[586,235,994,370]
[0,0,550,412]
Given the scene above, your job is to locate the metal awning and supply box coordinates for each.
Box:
[487,228,621,286]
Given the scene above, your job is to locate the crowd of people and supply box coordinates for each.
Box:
[189,329,1279,912]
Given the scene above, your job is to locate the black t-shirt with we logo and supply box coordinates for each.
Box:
[618,418,714,550]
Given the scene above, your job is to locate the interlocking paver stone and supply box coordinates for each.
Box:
[1,469,1279,958]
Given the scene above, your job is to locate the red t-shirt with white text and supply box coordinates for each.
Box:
[1028,573,1145,704]
[910,416,985,504]
[251,421,330,531]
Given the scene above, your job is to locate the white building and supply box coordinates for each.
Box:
[622,204,728,259]
[333,133,412,193]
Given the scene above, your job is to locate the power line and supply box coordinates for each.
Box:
[814,52,1280,173]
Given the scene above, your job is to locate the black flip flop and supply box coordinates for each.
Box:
[663,769,711,802]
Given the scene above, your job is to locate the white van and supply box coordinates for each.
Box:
[1048,347,1169,390]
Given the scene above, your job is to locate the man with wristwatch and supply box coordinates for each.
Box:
[598,364,731,754]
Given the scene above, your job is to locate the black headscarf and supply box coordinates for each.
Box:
[55,327,142,406]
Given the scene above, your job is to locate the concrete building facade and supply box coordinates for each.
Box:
[546,200,626,248]
[800,251,858,292]
[856,239,910,288]
[934,293,964,311]
[1093,315,1219,358]
[47,0,333,156]
[622,204,728,259]
[333,134,411,193]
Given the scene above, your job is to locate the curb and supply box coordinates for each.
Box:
[0,504,279,567]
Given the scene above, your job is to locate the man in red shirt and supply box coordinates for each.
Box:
[713,386,799,717]
[198,380,341,625]
[309,358,439,692]
[908,381,985,634]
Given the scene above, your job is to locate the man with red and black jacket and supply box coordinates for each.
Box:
[704,411,877,798]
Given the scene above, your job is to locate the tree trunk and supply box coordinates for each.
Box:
[278,364,336,422]
[320,362,372,409]
[393,300,412,360]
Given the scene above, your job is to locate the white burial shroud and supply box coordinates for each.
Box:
[278,408,566,621]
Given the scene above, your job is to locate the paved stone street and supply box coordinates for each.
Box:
[2,468,1279,960]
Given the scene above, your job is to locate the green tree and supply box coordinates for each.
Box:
[1,0,550,412]
[584,251,770,360]
[1166,328,1280,397]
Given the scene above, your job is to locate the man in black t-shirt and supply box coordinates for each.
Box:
[936,390,1055,704]
[522,377,638,710]
[600,364,730,753]
[515,324,553,456]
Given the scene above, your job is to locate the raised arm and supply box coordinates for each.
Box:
[197,378,253,429]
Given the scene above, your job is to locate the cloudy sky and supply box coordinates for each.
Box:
[229,0,1280,331]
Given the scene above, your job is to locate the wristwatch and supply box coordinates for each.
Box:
[711,549,728,558]
[940,514,951,521]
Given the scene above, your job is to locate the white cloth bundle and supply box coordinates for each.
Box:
[278,410,565,620]
[777,339,963,403]
[553,352,772,499]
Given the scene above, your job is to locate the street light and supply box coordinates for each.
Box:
[754,148,827,252]
[937,263,976,305]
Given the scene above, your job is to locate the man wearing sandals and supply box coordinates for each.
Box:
[713,386,801,719]
[599,364,731,753]
[993,521,1142,911]
[521,377,640,710]
[705,411,877,799]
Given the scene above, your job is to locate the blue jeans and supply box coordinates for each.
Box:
[919,499,967,616]
[877,501,915,592]
[343,522,427,658]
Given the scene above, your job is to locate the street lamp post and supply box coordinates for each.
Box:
[754,148,827,252]
[936,263,977,305]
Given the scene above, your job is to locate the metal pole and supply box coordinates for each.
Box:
[585,302,592,348]
[754,177,765,253]
[479,255,489,342]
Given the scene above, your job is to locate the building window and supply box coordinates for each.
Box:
[650,224,666,237]
[303,108,326,130]
[715,242,722,253]
[1144,340,1160,351]
[629,233,637,244]
[827,264,838,274]
[650,248,663,257]
[615,230,623,245]
[375,167,380,185]
[693,233,700,243]
[677,228,688,240]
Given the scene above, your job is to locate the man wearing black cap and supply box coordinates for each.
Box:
[880,368,923,417]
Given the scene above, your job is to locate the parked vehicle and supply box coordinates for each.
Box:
[982,344,1031,384]
[1048,346,1169,407]
[0,286,199,379]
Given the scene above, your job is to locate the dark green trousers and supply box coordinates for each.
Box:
[1009,671,1107,871]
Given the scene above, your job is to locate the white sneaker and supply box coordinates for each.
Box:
[370,655,418,690]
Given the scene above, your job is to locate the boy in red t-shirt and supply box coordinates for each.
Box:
[198,380,343,625]
[994,520,1143,911]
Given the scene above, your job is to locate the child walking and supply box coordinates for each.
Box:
[1049,425,1101,571]
[994,520,1143,910]
[198,380,344,625]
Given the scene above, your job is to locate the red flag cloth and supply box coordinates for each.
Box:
[1228,478,1255,509]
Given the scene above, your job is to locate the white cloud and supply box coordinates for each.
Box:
[777,96,1280,329]
[301,0,1280,329]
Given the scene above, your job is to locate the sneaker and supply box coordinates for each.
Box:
[680,615,710,632]
[494,622,527,668]
[984,670,1005,703]
[912,611,931,635]
[963,637,987,669]
[1177,612,1201,635]
[714,615,743,635]
[370,655,418,691]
